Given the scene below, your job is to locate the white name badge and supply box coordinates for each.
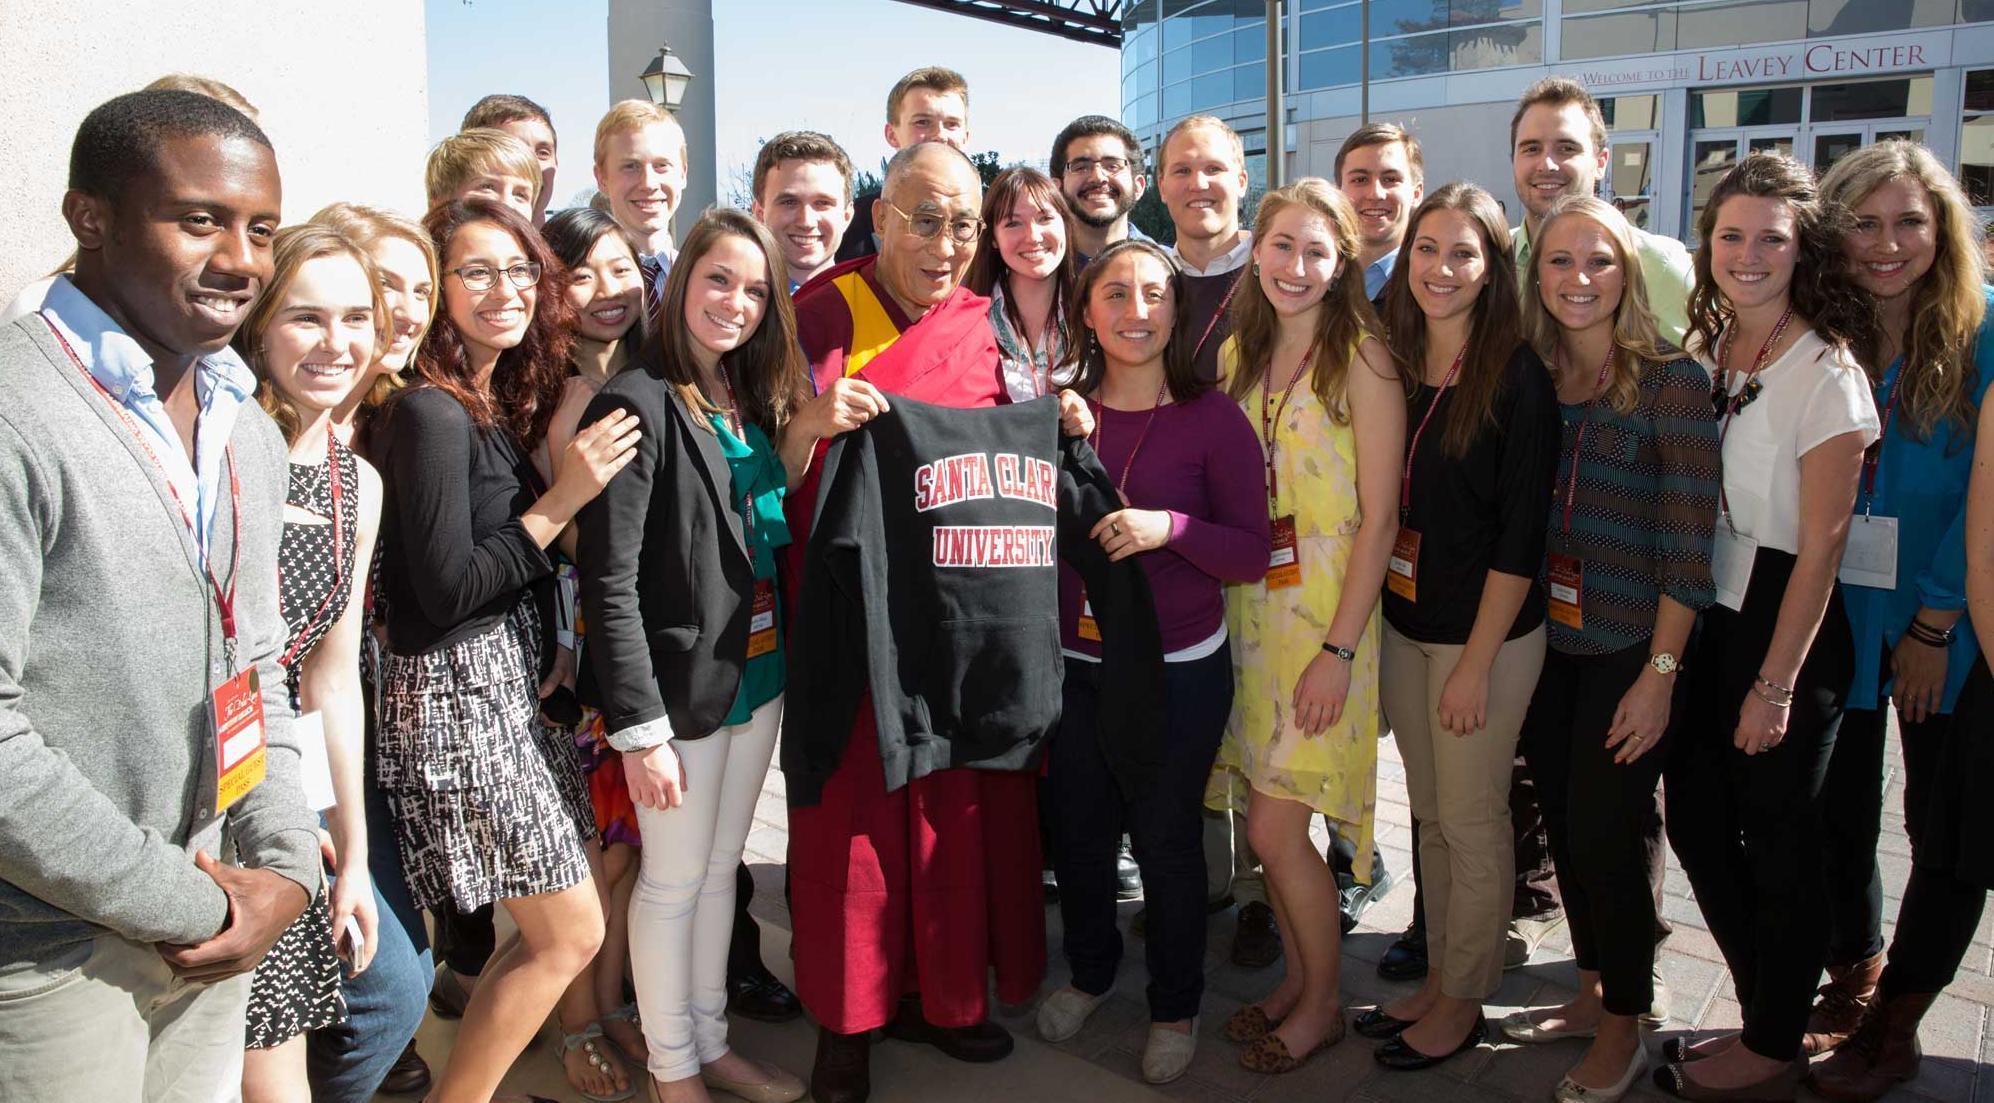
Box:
[1838,514,1899,591]
[294,711,338,813]
[1711,524,1758,612]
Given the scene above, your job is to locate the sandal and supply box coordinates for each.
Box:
[600,1002,647,1064]
[1222,1004,1279,1044]
[560,1023,636,1102]
[1237,1019,1345,1073]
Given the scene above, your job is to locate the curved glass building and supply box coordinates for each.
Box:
[1123,0,1994,238]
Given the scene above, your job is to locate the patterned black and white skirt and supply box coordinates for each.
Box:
[245,889,346,1048]
[377,596,596,912]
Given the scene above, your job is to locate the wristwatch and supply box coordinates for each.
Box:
[1650,652,1680,676]
[1322,642,1357,662]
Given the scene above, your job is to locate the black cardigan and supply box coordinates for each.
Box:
[575,364,758,744]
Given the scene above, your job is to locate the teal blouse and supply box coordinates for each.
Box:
[708,412,791,724]
[1841,288,1994,713]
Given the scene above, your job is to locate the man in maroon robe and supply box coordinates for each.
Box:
[784,142,1044,1103]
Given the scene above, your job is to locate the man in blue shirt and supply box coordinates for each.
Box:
[1335,122,1424,308]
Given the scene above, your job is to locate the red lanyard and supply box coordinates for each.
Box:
[1715,306,1794,521]
[1259,342,1315,514]
[47,317,243,654]
[1557,344,1617,535]
[1191,266,1246,365]
[1400,343,1468,517]
[1860,364,1903,509]
[1090,375,1170,500]
[280,429,347,668]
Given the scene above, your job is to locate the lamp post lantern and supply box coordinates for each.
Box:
[640,43,694,112]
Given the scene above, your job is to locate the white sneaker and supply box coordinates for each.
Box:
[1141,1019,1198,1085]
[1036,987,1105,1043]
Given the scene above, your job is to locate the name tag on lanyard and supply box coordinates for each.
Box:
[209,666,267,818]
[1838,513,1899,590]
[1547,553,1585,629]
[1266,515,1301,589]
[1387,528,1421,601]
[746,579,778,658]
[1076,590,1101,642]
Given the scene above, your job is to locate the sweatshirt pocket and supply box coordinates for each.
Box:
[923,615,1063,759]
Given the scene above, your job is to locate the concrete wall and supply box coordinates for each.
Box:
[1299,102,1521,225]
[606,0,719,227]
[0,0,430,300]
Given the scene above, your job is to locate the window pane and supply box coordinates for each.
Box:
[1690,139,1741,236]
[1961,115,1994,206]
[1611,141,1654,197]
[1677,0,1808,48]
[1562,10,1677,59]
[1193,69,1234,108]
[1604,94,1659,130]
[1234,25,1268,62]
[1371,0,1451,36]
[1125,26,1159,66]
[1814,131,1865,172]
[1163,44,1196,84]
[1300,5,1362,48]
[1563,0,1668,12]
[1235,62,1269,100]
[1969,71,1994,113]
[1691,86,1804,127]
[1193,30,1235,71]
[1614,196,1654,231]
[1451,21,1542,68]
[1967,0,1994,20]
[1125,0,1158,29]
[1749,134,1794,157]
[1163,80,1200,119]
[1371,29,1453,77]
[1806,0,1954,36]
[1811,77,1933,122]
[1297,45,1362,89]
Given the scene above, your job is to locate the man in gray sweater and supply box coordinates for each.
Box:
[0,89,320,1102]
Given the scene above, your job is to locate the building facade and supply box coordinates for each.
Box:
[1122,0,1994,240]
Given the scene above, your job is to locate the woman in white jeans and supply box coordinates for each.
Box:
[576,210,890,1103]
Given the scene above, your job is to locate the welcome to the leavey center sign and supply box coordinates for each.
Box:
[1576,28,1954,93]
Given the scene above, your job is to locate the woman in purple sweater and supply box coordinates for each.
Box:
[1033,239,1272,1084]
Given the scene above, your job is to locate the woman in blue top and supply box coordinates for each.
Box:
[1809,142,1992,1101]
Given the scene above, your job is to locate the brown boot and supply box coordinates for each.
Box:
[1801,951,1884,1056]
[1807,990,1937,1103]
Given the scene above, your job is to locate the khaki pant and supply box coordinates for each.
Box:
[0,935,250,1103]
[1381,622,1546,1000]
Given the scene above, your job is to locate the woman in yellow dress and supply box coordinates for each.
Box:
[1208,179,1409,1072]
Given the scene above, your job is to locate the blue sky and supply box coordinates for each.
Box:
[426,0,1122,208]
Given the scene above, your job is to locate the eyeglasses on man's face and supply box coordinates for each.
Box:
[879,198,984,245]
[1065,156,1131,178]
[449,261,542,292]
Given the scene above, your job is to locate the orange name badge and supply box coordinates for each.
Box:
[1076,590,1101,642]
[746,579,778,659]
[1266,515,1301,590]
[1387,528,1421,601]
[1547,552,1585,630]
[211,666,267,816]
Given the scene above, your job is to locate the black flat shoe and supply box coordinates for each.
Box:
[1353,1007,1416,1039]
[1662,1036,1718,1063]
[728,966,802,1023]
[882,1000,1015,1063]
[1374,1015,1488,1071]
[810,1027,872,1103]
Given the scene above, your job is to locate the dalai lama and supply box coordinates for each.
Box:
[783,142,1043,1103]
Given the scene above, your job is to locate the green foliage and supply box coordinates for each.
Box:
[1130,186,1174,246]
[853,149,1004,198]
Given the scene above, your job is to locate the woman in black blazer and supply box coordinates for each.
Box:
[574,209,884,1103]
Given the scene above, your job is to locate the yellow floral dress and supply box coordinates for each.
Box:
[1204,339,1379,875]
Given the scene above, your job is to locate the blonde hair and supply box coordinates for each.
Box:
[1520,195,1675,416]
[234,225,387,444]
[141,73,258,121]
[310,202,439,408]
[1820,140,1987,441]
[1226,179,1395,421]
[592,99,687,169]
[1160,114,1245,171]
[423,128,541,208]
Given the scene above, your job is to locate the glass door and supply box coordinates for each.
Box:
[1607,134,1657,231]
[1685,128,1798,240]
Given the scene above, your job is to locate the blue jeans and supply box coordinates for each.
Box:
[305,779,432,1103]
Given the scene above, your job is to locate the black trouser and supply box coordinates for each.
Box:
[728,861,770,982]
[1520,644,1673,1015]
[1819,701,1894,967]
[1051,647,1230,1022]
[1328,829,1389,889]
[1878,663,1989,998]
[1510,758,1563,919]
[1665,549,1851,1061]
[433,902,496,977]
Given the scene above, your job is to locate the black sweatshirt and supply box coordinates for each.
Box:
[370,386,553,655]
[783,396,1163,806]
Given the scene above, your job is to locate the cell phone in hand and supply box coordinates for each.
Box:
[337,914,365,963]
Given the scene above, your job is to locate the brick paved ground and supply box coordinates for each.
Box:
[394,722,1993,1102]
